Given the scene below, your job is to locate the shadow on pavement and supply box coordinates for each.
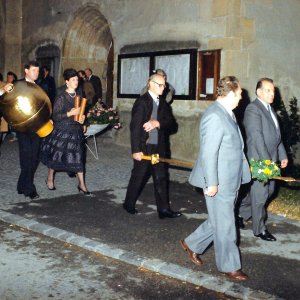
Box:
[6,181,300,300]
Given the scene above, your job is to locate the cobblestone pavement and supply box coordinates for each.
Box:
[0,133,187,208]
[0,132,299,300]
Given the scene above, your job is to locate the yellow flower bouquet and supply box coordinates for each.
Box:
[249,159,281,183]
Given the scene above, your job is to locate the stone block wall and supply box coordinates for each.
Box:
[1,0,299,163]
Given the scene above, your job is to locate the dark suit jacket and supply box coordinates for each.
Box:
[89,75,102,101]
[243,98,287,162]
[38,75,56,104]
[130,92,178,156]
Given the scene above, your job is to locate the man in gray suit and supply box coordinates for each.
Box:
[180,76,251,281]
[239,78,288,241]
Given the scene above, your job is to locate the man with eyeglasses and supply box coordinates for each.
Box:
[123,73,182,219]
[140,69,175,104]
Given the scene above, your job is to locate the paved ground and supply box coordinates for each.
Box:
[0,221,232,300]
[0,131,299,299]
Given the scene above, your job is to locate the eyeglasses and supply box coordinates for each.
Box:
[151,80,166,88]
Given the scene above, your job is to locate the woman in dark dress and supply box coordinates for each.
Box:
[40,68,91,195]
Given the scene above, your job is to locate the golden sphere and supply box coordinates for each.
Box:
[0,81,53,137]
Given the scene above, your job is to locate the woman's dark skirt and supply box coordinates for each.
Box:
[40,123,86,173]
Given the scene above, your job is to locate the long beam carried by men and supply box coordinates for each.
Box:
[141,154,300,183]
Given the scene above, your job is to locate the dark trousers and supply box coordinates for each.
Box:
[124,144,170,211]
[16,131,40,196]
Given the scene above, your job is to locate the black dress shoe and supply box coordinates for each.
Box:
[256,229,276,241]
[123,203,138,215]
[158,209,182,219]
[27,192,40,200]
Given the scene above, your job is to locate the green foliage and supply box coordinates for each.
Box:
[250,159,281,183]
[276,96,300,162]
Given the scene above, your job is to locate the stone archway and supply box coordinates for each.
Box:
[63,4,113,105]
[36,44,60,86]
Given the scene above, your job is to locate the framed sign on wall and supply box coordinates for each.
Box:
[117,49,197,100]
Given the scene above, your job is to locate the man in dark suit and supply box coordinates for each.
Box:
[123,73,181,219]
[16,61,41,199]
[180,76,251,281]
[85,68,102,105]
[38,66,56,105]
[239,78,288,241]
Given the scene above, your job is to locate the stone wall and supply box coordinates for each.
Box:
[1,0,22,78]
[0,0,299,162]
[0,0,5,73]
[2,0,300,99]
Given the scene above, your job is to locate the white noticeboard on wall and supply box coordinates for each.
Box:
[155,54,190,96]
[120,57,150,94]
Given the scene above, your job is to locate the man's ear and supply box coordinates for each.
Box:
[256,88,261,98]
[227,90,235,98]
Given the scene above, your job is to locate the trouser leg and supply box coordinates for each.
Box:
[152,162,170,211]
[17,132,40,195]
[239,192,252,220]
[185,189,241,272]
[124,159,151,210]
[250,180,275,235]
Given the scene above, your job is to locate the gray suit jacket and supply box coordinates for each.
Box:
[189,101,251,192]
[243,98,287,162]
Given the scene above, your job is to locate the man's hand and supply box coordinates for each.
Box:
[3,83,13,93]
[281,158,288,168]
[132,152,144,161]
[143,119,160,132]
[0,83,13,95]
[204,185,218,197]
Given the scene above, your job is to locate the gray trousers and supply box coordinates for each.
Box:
[239,180,275,235]
[185,188,241,273]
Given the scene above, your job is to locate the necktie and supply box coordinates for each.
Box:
[267,105,278,128]
[155,97,159,106]
[232,112,237,123]
[232,112,243,144]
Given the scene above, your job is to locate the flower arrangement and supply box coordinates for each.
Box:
[87,101,121,129]
[250,159,281,183]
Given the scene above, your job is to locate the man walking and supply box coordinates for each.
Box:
[16,61,41,199]
[180,76,251,281]
[239,78,288,241]
[123,73,181,219]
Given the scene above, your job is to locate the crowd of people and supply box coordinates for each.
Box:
[0,63,103,199]
[0,63,288,282]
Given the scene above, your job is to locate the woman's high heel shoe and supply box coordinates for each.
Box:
[45,179,56,191]
[77,185,92,196]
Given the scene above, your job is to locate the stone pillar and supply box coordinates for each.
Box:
[4,0,22,77]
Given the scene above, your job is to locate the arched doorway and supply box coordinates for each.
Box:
[63,4,114,106]
[36,44,60,85]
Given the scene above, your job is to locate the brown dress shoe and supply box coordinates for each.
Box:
[180,240,203,266]
[221,270,249,281]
